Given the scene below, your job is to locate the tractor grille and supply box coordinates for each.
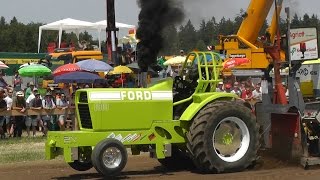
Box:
[78,104,92,129]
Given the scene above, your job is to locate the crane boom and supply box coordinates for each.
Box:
[214,0,287,70]
[237,0,274,44]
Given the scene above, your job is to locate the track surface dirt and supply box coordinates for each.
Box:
[1,151,320,180]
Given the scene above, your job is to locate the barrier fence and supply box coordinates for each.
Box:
[0,107,78,130]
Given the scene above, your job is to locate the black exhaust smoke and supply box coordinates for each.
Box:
[136,0,184,72]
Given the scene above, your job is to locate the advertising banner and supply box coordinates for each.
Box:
[290,27,318,61]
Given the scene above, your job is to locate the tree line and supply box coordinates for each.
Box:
[0,12,320,55]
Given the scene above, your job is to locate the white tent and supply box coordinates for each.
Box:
[93,20,135,51]
[37,18,95,53]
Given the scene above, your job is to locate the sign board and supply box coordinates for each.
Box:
[296,64,320,89]
[290,27,318,61]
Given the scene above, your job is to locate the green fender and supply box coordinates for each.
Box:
[179,92,238,121]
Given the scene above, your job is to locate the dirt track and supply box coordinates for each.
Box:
[0,152,320,180]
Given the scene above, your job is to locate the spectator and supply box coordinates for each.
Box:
[224,84,232,93]
[27,92,42,137]
[25,82,35,100]
[241,86,253,101]
[78,40,88,50]
[180,50,185,56]
[26,88,42,105]
[252,84,262,102]
[13,71,23,91]
[231,82,242,97]
[0,88,7,139]
[240,81,246,92]
[246,77,255,87]
[216,82,224,92]
[56,93,68,131]
[62,84,71,99]
[12,91,26,138]
[282,82,289,99]
[69,92,75,107]
[0,74,8,89]
[124,49,132,64]
[42,92,56,136]
[4,89,13,137]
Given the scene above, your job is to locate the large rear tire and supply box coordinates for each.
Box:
[186,101,259,173]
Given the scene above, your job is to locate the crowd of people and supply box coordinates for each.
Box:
[216,78,289,105]
[0,79,75,139]
[216,79,263,103]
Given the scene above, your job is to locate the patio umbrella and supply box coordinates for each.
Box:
[163,56,191,66]
[126,62,140,69]
[0,61,9,69]
[19,62,37,68]
[18,64,52,77]
[54,71,104,84]
[108,65,133,87]
[109,65,133,75]
[53,63,81,76]
[76,59,114,72]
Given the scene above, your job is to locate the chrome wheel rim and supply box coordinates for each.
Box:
[102,147,122,169]
[212,117,250,162]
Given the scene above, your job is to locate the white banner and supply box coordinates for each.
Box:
[290,28,318,61]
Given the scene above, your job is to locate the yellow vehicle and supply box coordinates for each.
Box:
[47,48,104,65]
[214,0,286,71]
[41,79,64,89]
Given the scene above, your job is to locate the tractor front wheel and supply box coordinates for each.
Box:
[91,139,128,176]
[187,101,259,173]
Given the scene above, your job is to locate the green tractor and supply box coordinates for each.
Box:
[45,51,260,176]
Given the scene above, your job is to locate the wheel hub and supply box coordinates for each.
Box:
[213,117,250,162]
[102,147,122,169]
[222,132,234,145]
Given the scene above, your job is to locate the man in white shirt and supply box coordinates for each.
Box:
[252,84,262,102]
[26,88,42,105]
[216,82,224,92]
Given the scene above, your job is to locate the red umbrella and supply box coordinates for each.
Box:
[53,63,81,76]
[222,58,250,69]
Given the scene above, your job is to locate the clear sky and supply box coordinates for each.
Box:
[1,0,319,27]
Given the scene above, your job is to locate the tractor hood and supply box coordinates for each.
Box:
[75,78,173,131]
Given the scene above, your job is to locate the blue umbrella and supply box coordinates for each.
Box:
[54,71,105,84]
[76,59,114,72]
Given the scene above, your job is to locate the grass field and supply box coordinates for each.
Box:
[0,137,46,164]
